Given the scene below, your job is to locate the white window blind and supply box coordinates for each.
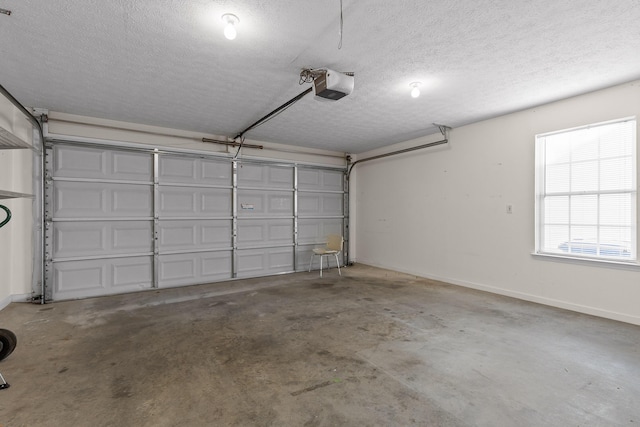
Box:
[535,118,637,262]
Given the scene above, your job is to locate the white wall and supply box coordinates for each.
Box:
[0,96,34,308]
[353,80,640,325]
[46,112,347,168]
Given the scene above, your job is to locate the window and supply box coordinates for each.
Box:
[535,118,637,262]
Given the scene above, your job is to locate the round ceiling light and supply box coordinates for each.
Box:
[221,13,239,40]
[409,82,421,98]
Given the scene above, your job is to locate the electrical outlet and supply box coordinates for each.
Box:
[506,204,513,214]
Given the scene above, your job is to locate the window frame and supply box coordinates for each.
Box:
[534,117,638,265]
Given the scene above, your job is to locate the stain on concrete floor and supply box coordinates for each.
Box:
[0,265,639,426]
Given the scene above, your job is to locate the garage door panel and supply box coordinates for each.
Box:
[200,252,233,278]
[298,168,344,191]
[113,259,153,287]
[298,218,343,244]
[54,181,152,218]
[238,190,293,217]
[237,219,293,247]
[159,156,231,186]
[238,163,293,188]
[113,152,153,178]
[159,189,194,213]
[159,256,195,282]
[113,187,154,214]
[160,224,195,248]
[54,183,104,216]
[159,156,195,181]
[158,251,232,287]
[113,223,153,251]
[237,247,294,278]
[54,145,104,178]
[296,245,315,271]
[53,221,152,259]
[202,190,232,215]
[54,145,152,181]
[298,193,343,217]
[159,186,231,217]
[202,221,233,246]
[158,220,232,251]
[201,159,232,184]
[53,256,153,299]
[55,262,104,293]
[54,225,104,258]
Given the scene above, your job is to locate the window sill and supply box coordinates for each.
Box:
[532,251,640,269]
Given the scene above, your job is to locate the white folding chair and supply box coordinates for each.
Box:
[308,234,343,277]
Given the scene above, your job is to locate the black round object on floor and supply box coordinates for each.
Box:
[0,328,17,361]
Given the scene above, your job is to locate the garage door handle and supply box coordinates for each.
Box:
[0,205,11,229]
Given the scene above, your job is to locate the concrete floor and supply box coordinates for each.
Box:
[0,265,639,426]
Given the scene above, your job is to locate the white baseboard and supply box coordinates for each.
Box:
[354,259,640,326]
[0,295,10,311]
[0,293,33,311]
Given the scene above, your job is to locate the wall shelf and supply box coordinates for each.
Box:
[0,125,34,199]
[0,190,33,199]
[0,125,31,149]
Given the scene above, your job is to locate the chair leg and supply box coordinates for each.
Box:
[0,371,9,390]
[334,253,341,276]
[319,255,323,278]
[308,253,314,272]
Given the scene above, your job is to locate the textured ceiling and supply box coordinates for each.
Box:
[1,0,639,153]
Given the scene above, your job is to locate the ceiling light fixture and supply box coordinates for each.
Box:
[410,82,421,98]
[221,13,239,40]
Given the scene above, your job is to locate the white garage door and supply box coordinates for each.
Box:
[45,142,346,300]
[156,154,233,288]
[237,162,295,278]
[296,167,346,271]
